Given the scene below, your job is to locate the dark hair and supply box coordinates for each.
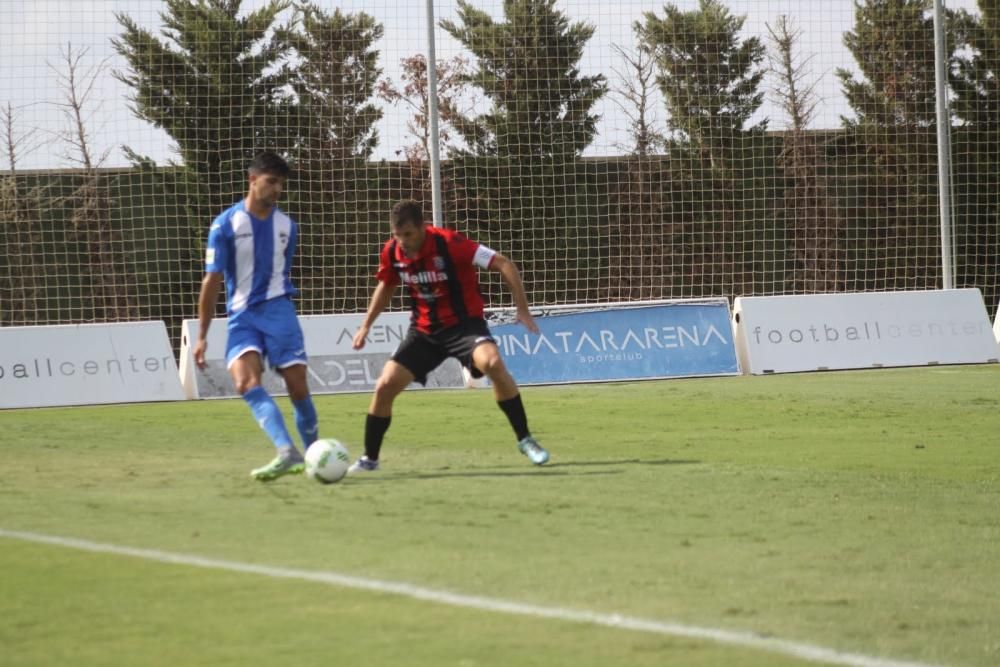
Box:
[391,199,425,227]
[248,151,290,178]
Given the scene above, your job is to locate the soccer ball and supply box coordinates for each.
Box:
[304,439,351,484]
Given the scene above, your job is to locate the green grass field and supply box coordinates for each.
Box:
[2,367,999,667]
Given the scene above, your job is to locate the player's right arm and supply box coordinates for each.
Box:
[352,280,398,350]
[354,240,402,350]
[194,218,229,369]
[194,272,224,369]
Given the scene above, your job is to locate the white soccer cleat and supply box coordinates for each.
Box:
[347,455,380,475]
[517,436,550,465]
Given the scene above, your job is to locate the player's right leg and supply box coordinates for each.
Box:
[227,320,303,481]
[347,360,415,474]
[349,329,444,474]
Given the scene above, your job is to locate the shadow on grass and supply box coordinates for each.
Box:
[351,468,625,483]
[346,457,698,483]
[545,458,701,468]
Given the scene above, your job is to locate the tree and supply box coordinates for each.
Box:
[767,16,845,294]
[0,102,45,325]
[638,0,767,172]
[837,0,939,130]
[439,0,608,306]
[374,54,474,228]
[637,0,772,299]
[950,2,999,130]
[609,42,665,157]
[376,54,471,163]
[114,0,296,212]
[441,0,606,159]
[279,4,386,315]
[114,0,387,317]
[52,44,139,322]
[602,43,671,301]
[950,0,1000,312]
[1,104,44,177]
[285,5,384,164]
[835,0,961,291]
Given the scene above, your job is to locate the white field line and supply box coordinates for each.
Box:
[0,528,947,667]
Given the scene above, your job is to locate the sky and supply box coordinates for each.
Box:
[0,0,983,170]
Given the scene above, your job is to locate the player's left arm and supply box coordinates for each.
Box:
[286,220,298,268]
[488,254,539,334]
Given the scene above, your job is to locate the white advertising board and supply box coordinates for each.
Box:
[178,312,464,399]
[994,301,1000,345]
[0,321,185,409]
[733,289,1000,375]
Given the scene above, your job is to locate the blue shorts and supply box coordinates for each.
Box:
[226,297,307,370]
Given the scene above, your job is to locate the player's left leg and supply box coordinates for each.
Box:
[349,328,444,474]
[263,298,318,453]
[278,363,318,452]
[471,342,549,465]
[348,361,415,474]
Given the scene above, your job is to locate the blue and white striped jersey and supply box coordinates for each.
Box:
[205,201,299,315]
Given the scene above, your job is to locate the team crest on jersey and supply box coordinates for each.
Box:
[433,256,445,271]
[279,231,289,247]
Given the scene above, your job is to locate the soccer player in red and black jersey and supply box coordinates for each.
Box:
[348,199,550,472]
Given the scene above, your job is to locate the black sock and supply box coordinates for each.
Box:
[364,414,391,461]
[497,394,530,441]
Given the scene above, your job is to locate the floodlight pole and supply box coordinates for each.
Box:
[933,0,954,289]
[425,0,444,227]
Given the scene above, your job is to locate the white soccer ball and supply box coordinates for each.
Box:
[305,439,351,484]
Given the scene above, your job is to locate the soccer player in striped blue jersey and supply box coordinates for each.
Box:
[193,152,319,481]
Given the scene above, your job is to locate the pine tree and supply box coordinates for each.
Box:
[950,0,1000,312]
[441,0,606,160]
[637,0,771,299]
[835,0,956,291]
[114,0,296,212]
[280,4,385,315]
[284,5,383,165]
[949,2,998,130]
[838,0,939,129]
[441,0,608,305]
[114,0,387,316]
[638,0,767,173]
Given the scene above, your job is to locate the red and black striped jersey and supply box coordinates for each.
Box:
[376,226,497,333]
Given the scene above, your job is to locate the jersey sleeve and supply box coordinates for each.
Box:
[449,232,497,269]
[205,217,228,273]
[375,240,400,285]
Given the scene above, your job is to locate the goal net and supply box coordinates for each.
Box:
[1,0,997,343]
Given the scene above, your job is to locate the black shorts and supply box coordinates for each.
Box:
[391,318,497,385]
